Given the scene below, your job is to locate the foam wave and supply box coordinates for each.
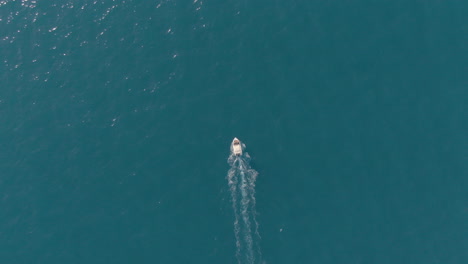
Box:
[227,143,262,264]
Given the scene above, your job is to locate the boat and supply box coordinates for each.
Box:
[231,137,242,156]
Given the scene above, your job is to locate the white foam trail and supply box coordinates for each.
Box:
[227,167,241,261]
[227,145,262,264]
[240,168,254,263]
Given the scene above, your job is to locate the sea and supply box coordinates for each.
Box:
[0,0,467,263]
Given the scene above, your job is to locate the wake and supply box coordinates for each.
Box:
[227,144,262,264]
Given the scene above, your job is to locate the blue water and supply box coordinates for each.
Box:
[1,1,467,263]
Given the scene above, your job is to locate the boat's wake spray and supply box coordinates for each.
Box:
[227,139,262,264]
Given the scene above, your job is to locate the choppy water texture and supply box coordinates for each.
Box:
[1,0,467,263]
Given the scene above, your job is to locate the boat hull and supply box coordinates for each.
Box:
[231,137,242,156]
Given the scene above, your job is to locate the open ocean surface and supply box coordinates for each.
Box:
[1,0,467,263]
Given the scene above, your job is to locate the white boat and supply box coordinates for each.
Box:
[231,137,242,156]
